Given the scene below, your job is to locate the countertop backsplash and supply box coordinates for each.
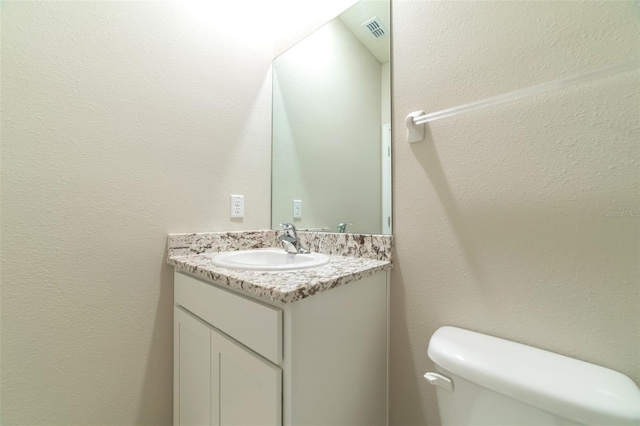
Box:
[167,230,392,262]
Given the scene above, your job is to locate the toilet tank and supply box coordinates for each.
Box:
[426,326,640,426]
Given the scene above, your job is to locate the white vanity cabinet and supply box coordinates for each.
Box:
[173,269,388,426]
[174,308,282,425]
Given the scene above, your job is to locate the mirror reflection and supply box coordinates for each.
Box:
[272,0,391,235]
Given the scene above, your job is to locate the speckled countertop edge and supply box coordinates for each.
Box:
[167,230,393,304]
[168,252,391,304]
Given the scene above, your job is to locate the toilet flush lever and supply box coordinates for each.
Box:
[424,372,454,392]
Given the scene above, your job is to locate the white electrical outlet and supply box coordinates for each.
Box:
[293,199,302,219]
[231,195,244,218]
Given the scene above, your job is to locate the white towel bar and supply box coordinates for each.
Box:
[406,59,640,143]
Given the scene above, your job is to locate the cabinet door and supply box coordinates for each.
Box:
[174,307,211,426]
[211,327,282,426]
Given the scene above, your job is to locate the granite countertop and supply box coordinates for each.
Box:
[167,230,393,304]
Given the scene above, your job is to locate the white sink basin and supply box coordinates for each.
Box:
[210,248,329,271]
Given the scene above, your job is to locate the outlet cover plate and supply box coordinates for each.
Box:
[293,199,302,219]
[231,195,244,218]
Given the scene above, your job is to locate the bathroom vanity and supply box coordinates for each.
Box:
[167,231,393,426]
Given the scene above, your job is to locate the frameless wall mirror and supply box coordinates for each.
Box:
[271,0,391,235]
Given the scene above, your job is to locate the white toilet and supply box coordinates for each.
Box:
[426,326,640,425]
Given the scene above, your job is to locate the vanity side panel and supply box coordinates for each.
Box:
[288,272,388,426]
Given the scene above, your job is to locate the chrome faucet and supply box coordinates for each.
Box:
[278,223,310,254]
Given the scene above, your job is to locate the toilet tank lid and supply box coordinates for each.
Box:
[427,326,640,426]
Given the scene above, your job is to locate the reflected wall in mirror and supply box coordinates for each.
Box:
[272,0,391,235]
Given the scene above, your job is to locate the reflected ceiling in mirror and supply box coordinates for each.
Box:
[272,0,391,235]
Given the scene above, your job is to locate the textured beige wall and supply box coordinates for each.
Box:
[390,1,640,425]
[1,2,272,424]
[273,0,357,57]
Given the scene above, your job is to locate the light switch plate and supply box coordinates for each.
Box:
[231,195,244,218]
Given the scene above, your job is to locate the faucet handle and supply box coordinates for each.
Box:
[279,223,298,237]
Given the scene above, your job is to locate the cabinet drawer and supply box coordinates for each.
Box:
[175,271,283,364]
